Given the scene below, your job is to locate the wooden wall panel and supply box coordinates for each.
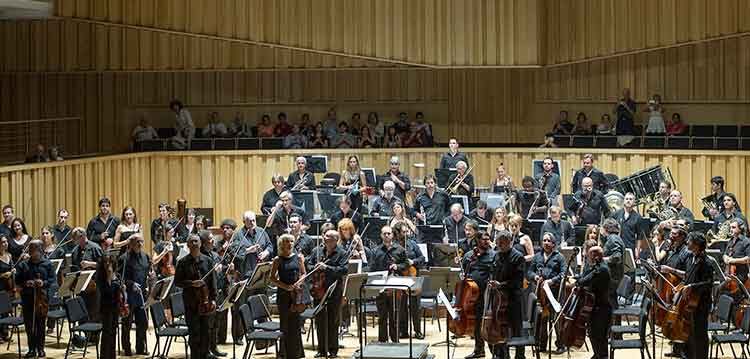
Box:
[1,148,747,254]
[544,0,750,65]
[54,0,542,66]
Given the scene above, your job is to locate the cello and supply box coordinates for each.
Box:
[480,281,510,344]
[661,281,707,343]
[556,286,595,349]
[448,248,481,337]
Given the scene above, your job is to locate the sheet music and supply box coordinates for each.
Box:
[58,272,78,298]
[74,270,96,294]
[543,281,562,313]
[438,288,458,320]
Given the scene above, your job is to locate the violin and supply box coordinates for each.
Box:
[159,239,176,277]
[448,248,481,337]
[311,244,328,301]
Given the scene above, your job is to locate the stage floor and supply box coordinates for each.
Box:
[0,314,726,359]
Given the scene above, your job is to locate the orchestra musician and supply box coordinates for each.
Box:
[508,215,535,263]
[488,230,526,359]
[199,230,228,358]
[440,138,469,169]
[370,181,399,217]
[443,204,468,243]
[0,205,14,239]
[96,255,120,359]
[338,155,368,211]
[152,222,179,279]
[527,233,567,354]
[269,191,310,240]
[469,200,492,225]
[261,175,286,215]
[383,156,411,200]
[462,231,495,359]
[118,233,151,356]
[15,240,54,358]
[290,214,315,258]
[570,154,609,194]
[492,163,514,194]
[330,196,364,231]
[150,202,179,246]
[177,208,199,243]
[52,209,72,249]
[665,190,695,228]
[306,229,348,358]
[447,161,475,197]
[568,177,611,226]
[70,227,104,332]
[722,220,750,297]
[175,234,217,359]
[657,181,672,203]
[570,246,611,359]
[112,206,142,252]
[658,225,690,358]
[458,221,481,257]
[286,156,316,191]
[269,234,306,359]
[86,197,120,249]
[338,218,367,262]
[415,175,450,226]
[8,218,30,263]
[371,226,409,343]
[600,219,625,331]
[611,192,643,259]
[514,177,548,220]
[713,193,747,232]
[683,232,714,359]
[393,222,426,339]
[702,176,729,220]
[488,207,509,239]
[536,157,561,206]
[389,202,418,239]
[540,206,575,246]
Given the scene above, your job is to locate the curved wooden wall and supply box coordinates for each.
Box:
[1,148,747,252]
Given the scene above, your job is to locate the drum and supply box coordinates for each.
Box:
[611,165,665,201]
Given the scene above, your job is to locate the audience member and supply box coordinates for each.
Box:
[308,122,329,148]
[645,94,666,134]
[131,118,159,142]
[298,113,313,137]
[414,112,433,145]
[539,133,557,148]
[358,125,377,148]
[323,107,339,138]
[274,112,293,137]
[401,122,425,147]
[330,122,357,148]
[170,126,190,150]
[392,112,410,135]
[572,112,592,135]
[283,125,308,149]
[48,146,63,161]
[596,114,614,135]
[367,112,385,138]
[26,144,49,163]
[552,110,574,135]
[257,114,274,137]
[384,126,402,148]
[614,88,636,136]
[170,99,195,140]
[666,113,688,136]
[203,112,228,138]
[349,113,363,136]
[229,112,252,137]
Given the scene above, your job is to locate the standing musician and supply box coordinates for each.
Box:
[569,246,611,359]
[600,219,625,331]
[514,176,549,220]
[462,231,496,359]
[702,176,729,220]
[199,230,228,357]
[86,197,120,249]
[150,202,178,245]
[305,229,349,358]
[177,208,199,243]
[568,177,611,226]
[269,234,306,359]
[488,230,526,359]
[52,209,72,248]
[611,192,643,259]
[508,215,535,263]
[269,191,309,240]
[665,190,695,228]
[338,218,367,262]
[286,156,316,191]
[338,155,368,211]
[492,163,515,194]
[175,234,217,359]
[393,222,426,339]
[112,207,142,252]
[447,161,475,197]
[722,220,750,295]
[443,204,468,243]
[371,226,409,343]
[469,200,493,225]
[683,233,714,359]
[96,255,120,359]
[713,193,747,232]
[70,227,104,328]
[654,225,691,358]
[330,196,364,231]
[540,206,575,246]
[370,181,399,217]
[15,240,54,358]
[0,205,14,239]
[440,138,470,169]
[261,175,286,215]
[152,222,179,279]
[290,214,315,258]
[570,154,609,194]
[526,233,567,354]
[458,221,481,257]
[415,175,450,226]
[536,157,561,206]
[383,156,412,200]
[118,233,152,356]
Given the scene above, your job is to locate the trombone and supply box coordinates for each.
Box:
[446,165,474,194]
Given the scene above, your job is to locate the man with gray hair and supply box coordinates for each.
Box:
[382,156,411,200]
[370,180,399,217]
[442,203,468,243]
[446,160,474,198]
[286,156,315,190]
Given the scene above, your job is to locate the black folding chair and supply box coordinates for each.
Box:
[149,301,189,359]
[711,307,750,359]
[169,292,187,328]
[609,306,651,359]
[507,304,541,359]
[0,291,23,358]
[239,303,283,359]
[64,296,102,359]
[46,295,67,345]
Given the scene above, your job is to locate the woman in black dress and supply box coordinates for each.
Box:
[8,218,30,262]
[270,234,306,358]
[96,255,121,359]
[0,235,12,342]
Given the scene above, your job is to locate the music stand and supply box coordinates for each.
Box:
[318,192,343,219]
[219,279,249,312]
[449,195,470,215]
[344,273,371,338]
[361,168,377,187]
[435,168,456,188]
[50,259,63,276]
[432,243,460,268]
[246,262,272,293]
[624,248,636,273]
[303,155,328,173]
[73,270,96,295]
[418,225,445,244]
[58,271,84,298]
[145,276,175,308]
[347,260,363,275]
[293,190,316,214]
[428,267,460,348]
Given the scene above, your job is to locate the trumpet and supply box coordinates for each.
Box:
[291,173,310,191]
[447,165,474,194]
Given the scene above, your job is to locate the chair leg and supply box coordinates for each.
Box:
[732,343,740,359]
[150,336,159,359]
[184,336,189,359]
[65,333,72,359]
[82,333,89,358]
[16,327,21,359]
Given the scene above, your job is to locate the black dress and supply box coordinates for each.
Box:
[0,255,12,292]
[97,276,121,359]
[277,254,305,358]
[8,237,28,263]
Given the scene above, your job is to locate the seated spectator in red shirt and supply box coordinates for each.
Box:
[274,112,293,137]
[666,113,688,136]
[257,114,275,137]
[572,112,592,135]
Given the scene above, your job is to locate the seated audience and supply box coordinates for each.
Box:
[274,112,293,137]
[596,114,614,135]
[170,126,190,150]
[323,107,339,138]
[257,114,275,137]
[330,122,357,148]
[48,146,63,161]
[202,112,228,138]
[414,112,433,145]
[131,118,159,142]
[552,110,574,135]
[298,113,313,137]
[367,112,385,138]
[384,126,402,148]
[539,133,557,148]
[308,121,329,148]
[572,112,592,135]
[358,125,377,148]
[644,94,666,134]
[401,121,425,147]
[283,125,308,149]
[349,113,363,136]
[666,113,688,136]
[26,144,49,163]
[392,112,410,135]
[229,112,252,137]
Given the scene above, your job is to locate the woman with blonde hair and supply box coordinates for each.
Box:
[390,202,417,238]
[338,218,367,263]
[269,234,306,359]
[507,214,534,262]
[488,207,509,240]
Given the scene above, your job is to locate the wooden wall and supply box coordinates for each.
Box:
[544,0,750,65]
[1,148,747,253]
[53,0,543,67]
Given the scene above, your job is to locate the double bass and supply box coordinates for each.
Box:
[448,249,481,337]
[661,281,705,342]
[557,286,595,349]
[480,281,510,344]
